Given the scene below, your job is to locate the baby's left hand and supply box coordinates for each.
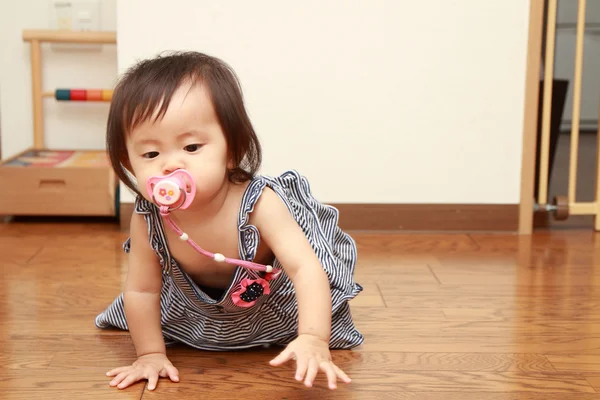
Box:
[269,334,351,390]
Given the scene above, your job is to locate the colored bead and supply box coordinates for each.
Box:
[101,90,113,101]
[70,89,86,101]
[55,89,70,101]
[87,89,103,101]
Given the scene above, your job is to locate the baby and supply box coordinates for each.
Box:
[95,51,363,391]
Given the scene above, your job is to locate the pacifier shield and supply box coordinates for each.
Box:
[146,169,197,210]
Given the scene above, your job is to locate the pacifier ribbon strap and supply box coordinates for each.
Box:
[159,206,278,275]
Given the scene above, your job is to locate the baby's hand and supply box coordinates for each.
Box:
[269,334,351,390]
[106,352,180,391]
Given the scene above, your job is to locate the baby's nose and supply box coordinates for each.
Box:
[162,160,184,175]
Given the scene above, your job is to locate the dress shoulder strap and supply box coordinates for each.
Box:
[122,195,173,273]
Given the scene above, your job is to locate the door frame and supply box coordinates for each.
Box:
[519,0,546,235]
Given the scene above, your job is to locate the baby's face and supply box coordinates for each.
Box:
[125,82,231,207]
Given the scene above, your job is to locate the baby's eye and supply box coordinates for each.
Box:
[184,144,202,152]
[143,151,159,159]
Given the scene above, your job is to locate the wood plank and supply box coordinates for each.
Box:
[376,282,600,296]
[0,369,144,399]
[357,334,600,354]
[377,282,600,297]
[49,345,554,373]
[547,354,600,372]
[439,307,600,322]
[351,308,600,337]
[355,264,438,284]
[4,334,134,354]
[352,307,446,322]
[379,292,600,312]
[0,239,42,264]
[354,233,479,253]
[22,29,117,44]
[427,263,600,286]
[471,232,600,250]
[0,352,54,370]
[583,375,600,392]
[132,368,595,394]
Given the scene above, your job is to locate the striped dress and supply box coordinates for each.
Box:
[95,170,364,350]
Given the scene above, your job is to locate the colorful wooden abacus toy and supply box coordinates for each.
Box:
[43,88,113,102]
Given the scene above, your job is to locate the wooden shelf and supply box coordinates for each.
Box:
[0,29,120,218]
[22,29,116,44]
[0,149,117,216]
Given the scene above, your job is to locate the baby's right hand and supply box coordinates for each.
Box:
[106,353,180,391]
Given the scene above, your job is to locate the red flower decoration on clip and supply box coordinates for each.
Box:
[232,278,270,307]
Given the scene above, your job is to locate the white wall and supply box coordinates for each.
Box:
[0,0,117,161]
[117,0,531,205]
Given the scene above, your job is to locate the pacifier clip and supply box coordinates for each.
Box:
[146,169,279,307]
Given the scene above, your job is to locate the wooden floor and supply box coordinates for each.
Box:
[3,219,600,399]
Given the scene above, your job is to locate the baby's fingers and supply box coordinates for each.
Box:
[109,371,129,387]
[159,365,180,383]
[294,357,309,383]
[320,362,338,390]
[166,365,180,382]
[303,358,320,388]
[106,366,130,377]
[117,372,142,390]
[147,372,159,391]
[333,364,352,383]
[269,348,295,367]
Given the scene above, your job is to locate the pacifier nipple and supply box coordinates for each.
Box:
[146,169,196,210]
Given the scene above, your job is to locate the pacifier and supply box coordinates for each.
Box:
[146,169,196,210]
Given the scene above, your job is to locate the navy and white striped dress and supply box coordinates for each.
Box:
[95,170,364,350]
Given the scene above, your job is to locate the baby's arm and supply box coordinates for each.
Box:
[123,211,166,356]
[252,188,332,341]
[252,188,350,389]
[106,211,179,391]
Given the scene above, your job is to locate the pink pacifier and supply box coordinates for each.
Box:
[146,169,196,210]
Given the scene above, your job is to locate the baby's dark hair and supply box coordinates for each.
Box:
[106,51,262,195]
